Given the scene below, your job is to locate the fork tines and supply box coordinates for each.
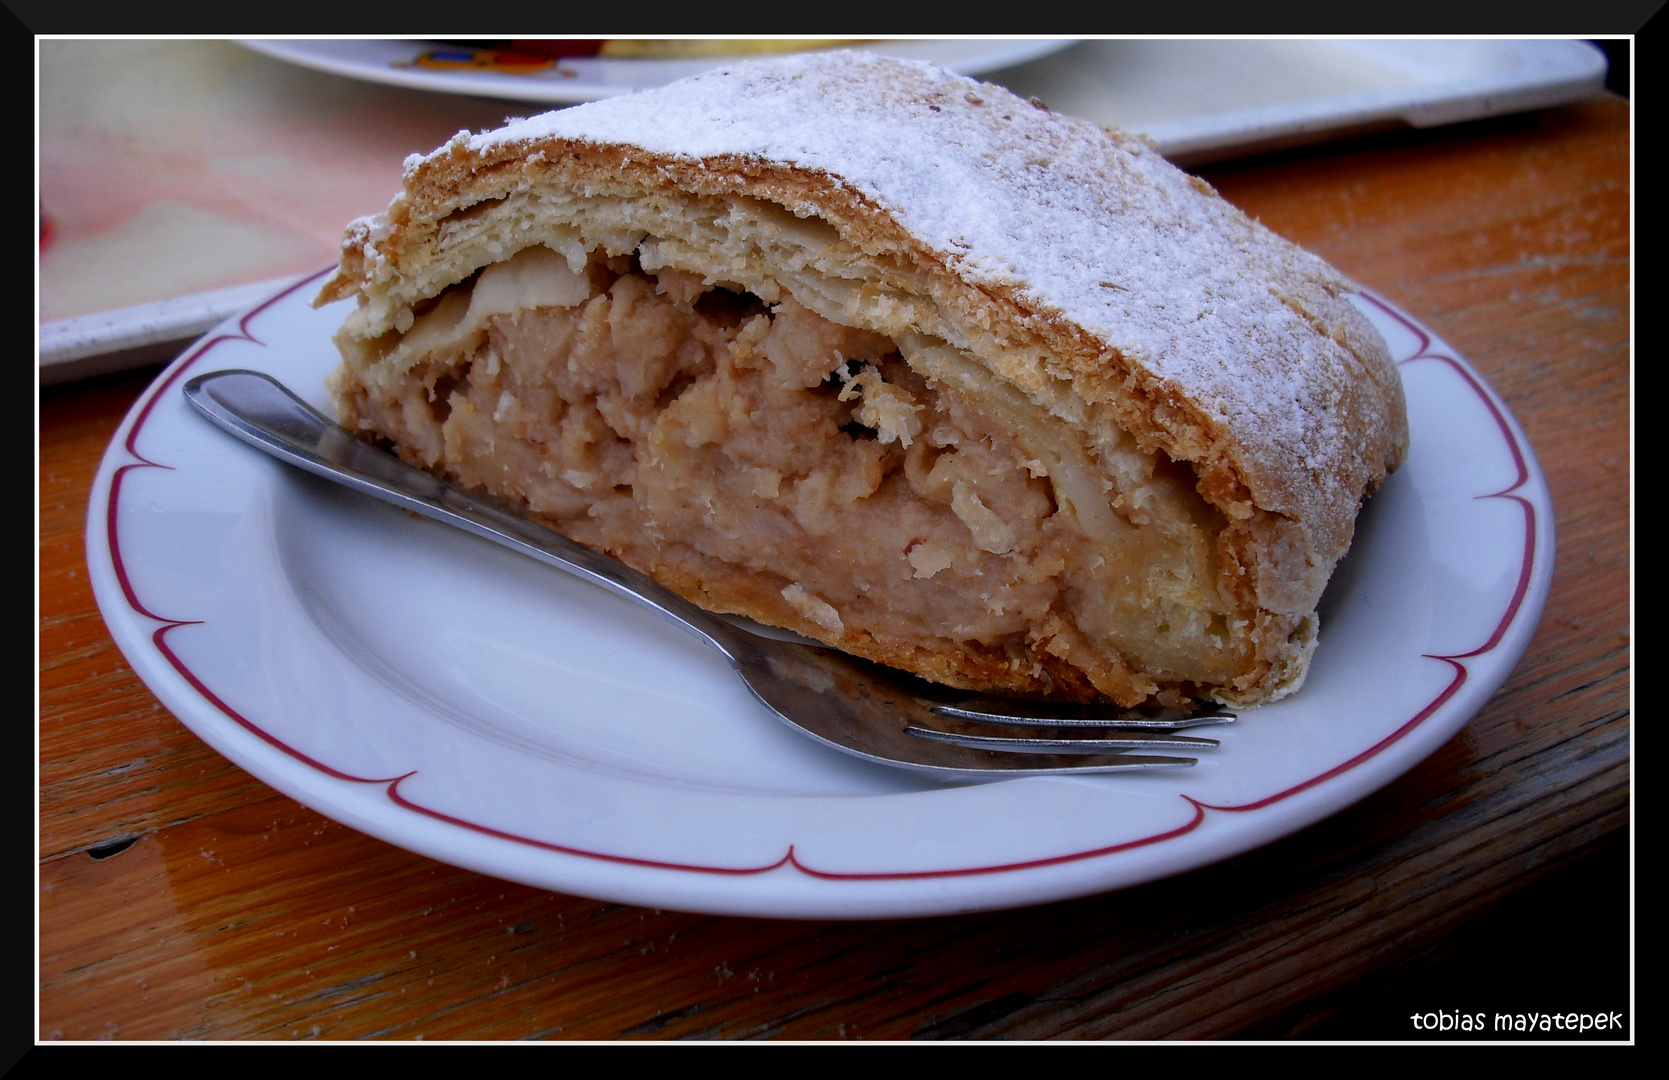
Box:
[928,696,1237,730]
[908,696,1236,764]
[903,726,1217,753]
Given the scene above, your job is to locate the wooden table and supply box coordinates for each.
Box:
[38,96,1631,1042]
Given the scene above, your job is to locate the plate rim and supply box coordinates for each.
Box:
[84,272,1554,917]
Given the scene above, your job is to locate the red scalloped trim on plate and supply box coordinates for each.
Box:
[787,799,1209,881]
[1191,292,1543,817]
[102,285,1540,883]
[104,271,407,786]
[384,774,797,876]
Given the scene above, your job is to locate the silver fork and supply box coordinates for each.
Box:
[182,370,1234,778]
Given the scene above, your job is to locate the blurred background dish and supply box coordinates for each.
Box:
[997,39,1607,165]
[238,38,1079,104]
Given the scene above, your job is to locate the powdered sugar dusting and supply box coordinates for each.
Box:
[450,52,1352,479]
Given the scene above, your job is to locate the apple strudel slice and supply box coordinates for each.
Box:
[317,50,1408,707]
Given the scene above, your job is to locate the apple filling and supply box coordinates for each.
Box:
[329,243,1243,704]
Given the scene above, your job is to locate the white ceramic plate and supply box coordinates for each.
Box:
[87,272,1553,918]
[240,39,1077,104]
[996,39,1608,165]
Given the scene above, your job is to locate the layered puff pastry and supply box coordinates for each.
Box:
[317,51,1409,708]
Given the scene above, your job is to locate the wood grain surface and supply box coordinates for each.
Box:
[37,97,1631,1042]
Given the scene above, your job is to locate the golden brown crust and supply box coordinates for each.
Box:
[317,51,1408,706]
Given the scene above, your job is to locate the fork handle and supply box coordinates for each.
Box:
[182,369,752,661]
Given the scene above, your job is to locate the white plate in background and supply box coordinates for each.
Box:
[998,39,1607,163]
[87,274,1552,918]
[240,39,1078,104]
